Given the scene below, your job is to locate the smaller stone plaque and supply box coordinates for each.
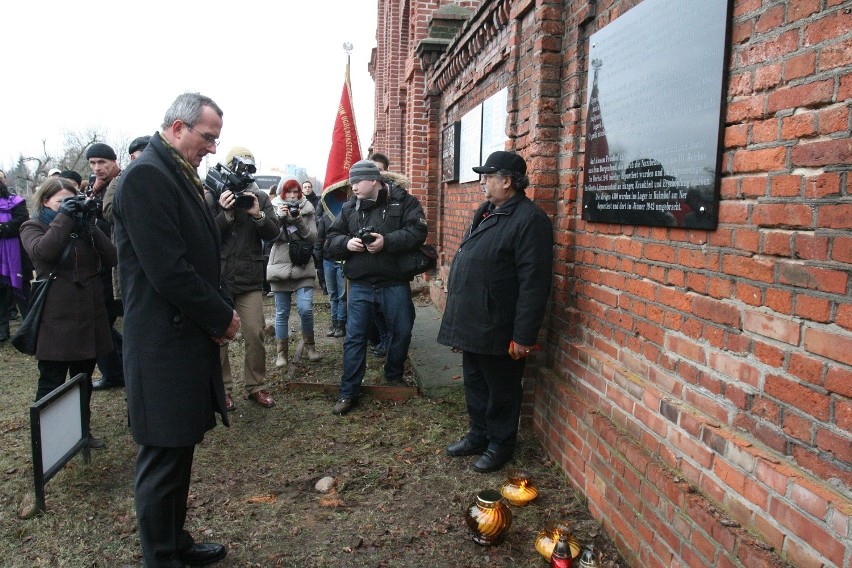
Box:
[442,122,461,183]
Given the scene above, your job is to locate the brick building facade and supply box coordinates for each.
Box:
[369,0,851,566]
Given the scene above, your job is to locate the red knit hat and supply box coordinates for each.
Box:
[280,178,302,198]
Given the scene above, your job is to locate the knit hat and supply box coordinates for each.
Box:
[128,135,151,155]
[86,143,117,161]
[225,146,255,164]
[59,170,83,184]
[280,178,302,198]
[348,160,382,184]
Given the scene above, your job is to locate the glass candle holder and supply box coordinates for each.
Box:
[500,470,539,506]
[465,489,512,545]
[534,522,581,560]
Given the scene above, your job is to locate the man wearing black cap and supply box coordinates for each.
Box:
[438,150,553,473]
[324,159,428,416]
[83,143,126,391]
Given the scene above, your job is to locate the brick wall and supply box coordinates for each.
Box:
[373,0,851,566]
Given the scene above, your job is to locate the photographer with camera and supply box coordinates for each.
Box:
[324,160,427,416]
[204,147,280,411]
[267,179,320,368]
[20,177,117,447]
[83,143,126,392]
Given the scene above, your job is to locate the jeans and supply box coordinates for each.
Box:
[323,259,347,322]
[274,287,314,339]
[339,282,414,399]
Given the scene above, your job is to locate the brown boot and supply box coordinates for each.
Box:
[303,331,321,362]
[275,338,288,369]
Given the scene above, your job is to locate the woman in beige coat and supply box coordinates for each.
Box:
[267,179,319,367]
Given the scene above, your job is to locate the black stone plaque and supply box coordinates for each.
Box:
[581,0,731,229]
[442,121,461,183]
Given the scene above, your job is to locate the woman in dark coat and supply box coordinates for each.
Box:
[438,151,553,473]
[20,177,117,446]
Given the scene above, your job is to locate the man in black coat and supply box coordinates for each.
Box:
[113,92,240,567]
[438,151,553,473]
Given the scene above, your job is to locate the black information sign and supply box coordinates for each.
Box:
[442,121,461,183]
[582,0,731,229]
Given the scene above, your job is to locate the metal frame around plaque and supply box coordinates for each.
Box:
[581,0,732,229]
[441,121,461,183]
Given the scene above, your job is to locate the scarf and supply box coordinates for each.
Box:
[159,133,205,202]
[0,195,25,293]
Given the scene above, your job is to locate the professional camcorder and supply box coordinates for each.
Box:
[357,226,376,245]
[204,155,257,209]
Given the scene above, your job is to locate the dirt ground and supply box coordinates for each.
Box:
[0,291,628,567]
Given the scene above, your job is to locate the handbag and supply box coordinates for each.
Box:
[11,239,75,356]
[396,244,438,280]
[288,235,313,267]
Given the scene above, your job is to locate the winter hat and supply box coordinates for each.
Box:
[86,143,117,161]
[225,146,255,164]
[128,135,151,155]
[280,178,302,198]
[472,151,526,175]
[348,160,382,184]
[59,170,83,185]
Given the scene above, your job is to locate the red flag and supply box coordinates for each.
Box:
[323,60,362,191]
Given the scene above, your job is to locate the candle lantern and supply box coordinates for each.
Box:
[465,489,513,545]
[534,522,581,561]
[500,470,539,506]
[578,543,601,568]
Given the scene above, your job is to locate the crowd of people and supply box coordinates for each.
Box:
[1,90,553,566]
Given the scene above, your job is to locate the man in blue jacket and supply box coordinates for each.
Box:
[438,151,553,473]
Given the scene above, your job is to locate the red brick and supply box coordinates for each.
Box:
[741,175,768,197]
[793,234,829,261]
[836,397,852,432]
[723,256,774,283]
[792,138,852,167]
[783,411,814,443]
[732,146,787,173]
[665,335,706,365]
[761,230,792,256]
[778,262,848,294]
[837,303,852,331]
[725,123,748,147]
[767,80,834,113]
[752,116,779,142]
[803,10,852,45]
[826,366,852,398]
[764,374,830,420]
[754,340,784,367]
[743,310,801,345]
[709,351,760,388]
[804,172,841,198]
[817,203,852,228]
[752,202,814,228]
[818,104,850,135]
[768,175,802,197]
[764,289,793,314]
[788,0,821,22]
[804,327,852,366]
[770,498,847,566]
[791,482,830,519]
[783,536,830,568]
[752,396,781,423]
[784,50,816,80]
[755,4,784,33]
[816,428,852,463]
[793,294,831,322]
[781,111,816,140]
[821,37,852,70]
[787,352,825,385]
[755,459,790,494]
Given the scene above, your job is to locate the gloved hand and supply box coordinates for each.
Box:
[58,196,82,218]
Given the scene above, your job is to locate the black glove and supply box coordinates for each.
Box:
[59,196,82,218]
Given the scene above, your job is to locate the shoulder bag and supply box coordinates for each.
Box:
[11,239,75,356]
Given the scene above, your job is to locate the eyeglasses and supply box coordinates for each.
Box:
[480,173,503,182]
[186,124,220,148]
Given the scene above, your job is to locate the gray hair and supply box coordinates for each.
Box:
[496,169,530,192]
[161,92,223,129]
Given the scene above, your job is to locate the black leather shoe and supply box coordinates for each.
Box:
[446,435,488,457]
[178,543,226,566]
[472,446,514,473]
[92,377,124,390]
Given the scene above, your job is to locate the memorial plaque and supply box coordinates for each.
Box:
[458,104,483,184]
[442,122,461,183]
[481,88,509,162]
[581,0,731,228]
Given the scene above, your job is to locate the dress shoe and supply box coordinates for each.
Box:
[92,377,124,390]
[178,542,227,566]
[446,435,488,457]
[248,390,275,408]
[472,446,514,473]
[332,397,356,416]
[225,394,235,412]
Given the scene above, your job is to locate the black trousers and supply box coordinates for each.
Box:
[135,444,196,567]
[462,351,526,448]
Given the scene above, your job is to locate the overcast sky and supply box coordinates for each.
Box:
[1,0,377,183]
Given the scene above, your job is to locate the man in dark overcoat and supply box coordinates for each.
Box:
[113,92,240,567]
[438,151,554,473]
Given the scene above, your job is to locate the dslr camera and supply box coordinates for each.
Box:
[65,194,101,231]
[285,201,300,217]
[204,155,257,210]
[357,226,376,245]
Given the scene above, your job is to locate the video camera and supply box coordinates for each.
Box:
[204,155,257,210]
